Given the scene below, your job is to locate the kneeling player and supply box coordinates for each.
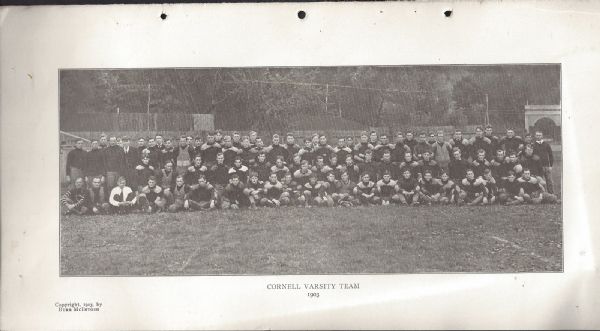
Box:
[280,173,298,206]
[498,171,525,205]
[397,169,420,206]
[188,175,217,210]
[419,170,442,205]
[108,176,137,214]
[459,169,487,206]
[376,170,400,205]
[137,176,167,213]
[222,174,249,209]
[353,173,380,206]
[168,175,192,212]
[61,177,90,215]
[519,169,558,204]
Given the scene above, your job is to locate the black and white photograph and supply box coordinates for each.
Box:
[59,65,562,276]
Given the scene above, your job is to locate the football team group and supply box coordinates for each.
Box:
[61,126,559,215]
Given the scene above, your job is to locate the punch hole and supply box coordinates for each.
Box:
[297,10,306,19]
[444,10,452,17]
[160,13,167,20]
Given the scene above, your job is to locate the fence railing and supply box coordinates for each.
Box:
[60,113,214,132]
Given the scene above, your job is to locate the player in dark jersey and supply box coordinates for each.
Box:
[470,149,491,178]
[448,149,469,182]
[261,173,285,207]
[333,171,357,207]
[268,134,289,164]
[376,170,400,205]
[377,150,397,181]
[167,175,192,212]
[300,174,322,207]
[200,132,222,166]
[353,132,371,163]
[188,175,217,210]
[228,156,249,184]
[138,176,167,213]
[135,156,156,192]
[500,129,524,154]
[243,172,264,209]
[222,174,249,209]
[280,172,297,206]
[185,155,208,186]
[498,171,525,205]
[520,144,545,187]
[419,170,442,205]
[284,133,301,164]
[519,169,558,204]
[480,168,499,204]
[416,151,441,180]
[344,155,361,183]
[397,168,420,206]
[458,169,486,206]
[251,152,271,182]
[439,171,458,205]
[490,149,510,180]
[334,137,353,164]
[353,173,380,206]
[398,151,420,178]
[312,155,333,181]
[319,171,339,207]
[61,177,90,215]
[87,176,109,214]
[299,138,315,165]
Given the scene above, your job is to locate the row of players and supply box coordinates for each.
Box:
[64,126,556,194]
[61,161,558,215]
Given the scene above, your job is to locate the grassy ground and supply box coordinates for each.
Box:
[60,203,562,276]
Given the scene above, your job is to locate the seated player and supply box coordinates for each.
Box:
[159,161,176,196]
[185,155,208,185]
[271,156,290,181]
[288,154,303,176]
[470,149,491,178]
[108,176,137,214]
[222,174,249,210]
[416,151,441,180]
[358,149,378,181]
[397,168,420,206]
[87,176,109,214]
[459,169,487,206]
[244,172,264,209]
[61,177,90,215]
[518,169,558,204]
[280,172,298,207]
[229,156,249,183]
[327,154,343,179]
[377,150,396,180]
[520,144,546,188]
[135,156,156,192]
[168,175,192,212]
[300,173,322,207]
[344,155,361,183]
[439,171,458,205]
[137,176,167,213]
[293,159,313,188]
[498,171,525,205]
[353,173,380,206]
[251,152,271,182]
[319,171,338,207]
[481,168,499,204]
[376,170,400,205]
[490,149,510,180]
[262,172,286,207]
[448,149,469,182]
[188,175,217,210]
[505,151,524,178]
[333,171,358,207]
[398,151,420,179]
[419,170,442,205]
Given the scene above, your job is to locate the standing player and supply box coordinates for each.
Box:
[221,135,241,166]
[431,130,452,170]
[268,134,289,164]
[500,129,524,154]
[448,150,469,182]
[284,133,300,163]
[334,137,353,164]
[175,135,192,176]
[353,132,371,163]
[358,150,378,181]
[299,138,315,165]
[108,176,137,214]
[200,132,222,166]
[469,127,492,159]
[377,150,396,180]
[61,177,90,215]
[65,139,87,187]
[103,136,126,189]
[533,131,555,194]
[121,136,139,186]
[209,153,230,205]
[413,132,432,160]
[85,140,106,188]
[87,176,109,214]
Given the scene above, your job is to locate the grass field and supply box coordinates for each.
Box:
[60,203,562,276]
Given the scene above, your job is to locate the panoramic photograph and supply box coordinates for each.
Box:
[59,65,562,275]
